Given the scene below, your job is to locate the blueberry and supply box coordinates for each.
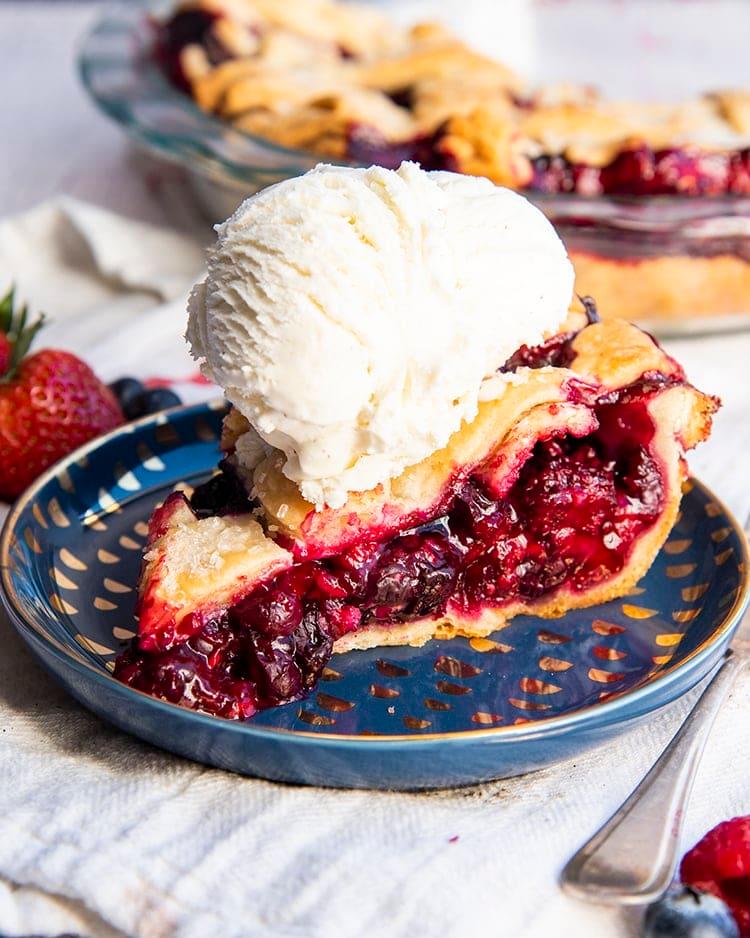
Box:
[643,885,739,938]
[108,377,144,417]
[128,387,182,419]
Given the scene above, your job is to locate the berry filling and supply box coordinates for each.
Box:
[115,387,666,719]
[530,145,750,197]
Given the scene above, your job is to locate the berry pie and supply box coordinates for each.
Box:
[115,308,717,719]
[154,0,750,325]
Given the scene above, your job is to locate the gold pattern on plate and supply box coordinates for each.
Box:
[715,548,734,566]
[316,692,354,712]
[681,479,694,493]
[592,646,627,661]
[119,535,141,551]
[588,668,624,684]
[114,462,141,492]
[97,549,120,565]
[403,717,431,730]
[75,634,115,656]
[94,597,118,612]
[719,588,739,609]
[321,667,342,681]
[137,442,165,472]
[48,497,70,528]
[59,548,87,571]
[23,528,43,554]
[32,503,48,529]
[58,468,74,494]
[51,566,78,590]
[469,637,513,653]
[622,604,658,619]
[436,680,471,696]
[154,422,180,446]
[51,594,78,615]
[434,655,481,678]
[711,527,732,544]
[538,629,571,644]
[103,578,132,594]
[655,633,684,647]
[539,656,574,672]
[682,583,709,602]
[134,521,149,537]
[195,417,217,441]
[105,661,116,672]
[424,698,452,711]
[653,654,673,666]
[673,608,702,624]
[705,502,723,518]
[664,539,692,555]
[297,710,336,726]
[519,677,561,695]
[375,659,410,678]
[369,684,400,699]
[666,563,697,579]
[472,712,503,725]
[509,698,552,711]
[626,586,645,596]
[112,626,136,640]
[591,619,626,636]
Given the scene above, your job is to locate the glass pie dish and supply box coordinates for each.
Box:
[79,1,750,336]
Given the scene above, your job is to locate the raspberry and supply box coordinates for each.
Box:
[681,817,750,936]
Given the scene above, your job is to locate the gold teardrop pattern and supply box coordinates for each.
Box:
[664,539,692,555]
[704,502,723,518]
[538,629,571,645]
[316,692,354,713]
[195,417,217,441]
[539,656,574,672]
[509,698,552,712]
[103,578,132,595]
[298,710,336,726]
[32,503,48,529]
[681,583,709,603]
[51,594,77,615]
[672,608,702,624]
[592,646,627,662]
[58,468,74,493]
[134,521,149,537]
[403,717,431,730]
[47,498,70,528]
[369,684,400,699]
[666,563,697,579]
[622,604,658,619]
[519,677,561,695]
[112,626,136,640]
[471,712,503,725]
[97,549,120,565]
[51,567,78,590]
[469,637,513,654]
[59,548,87,571]
[711,527,732,544]
[588,668,624,684]
[74,634,115,656]
[154,421,180,447]
[94,597,118,612]
[119,535,142,551]
[715,548,734,566]
[591,620,626,636]
[655,633,684,647]
[23,528,43,554]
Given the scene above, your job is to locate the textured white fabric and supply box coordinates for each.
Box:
[0,200,749,938]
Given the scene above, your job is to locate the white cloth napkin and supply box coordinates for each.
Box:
[1,199,750,938]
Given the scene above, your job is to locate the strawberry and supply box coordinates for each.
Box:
[0,287,124,500]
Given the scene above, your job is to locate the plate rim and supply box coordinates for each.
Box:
[2,402,748,746]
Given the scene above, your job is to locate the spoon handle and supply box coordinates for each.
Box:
[560,650,745,905]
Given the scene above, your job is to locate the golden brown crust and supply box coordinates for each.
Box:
[571,251,750,323]
[168,0,750,182]
[248,319,688,556]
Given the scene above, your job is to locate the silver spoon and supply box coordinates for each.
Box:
[561,518,750,905]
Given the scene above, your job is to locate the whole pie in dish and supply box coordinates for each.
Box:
[153,0,750,326]
[114,164,717,720]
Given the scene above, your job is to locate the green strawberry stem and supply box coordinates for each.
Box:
[0,285,45,382]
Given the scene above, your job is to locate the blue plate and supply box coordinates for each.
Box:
[1,403,748,790]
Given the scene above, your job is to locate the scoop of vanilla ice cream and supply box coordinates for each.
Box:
[187,162,574,509]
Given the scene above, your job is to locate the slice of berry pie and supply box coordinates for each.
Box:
[114,163,717,719]
[115,309,716,719]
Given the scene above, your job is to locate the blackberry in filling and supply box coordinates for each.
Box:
[114,390,665,719]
